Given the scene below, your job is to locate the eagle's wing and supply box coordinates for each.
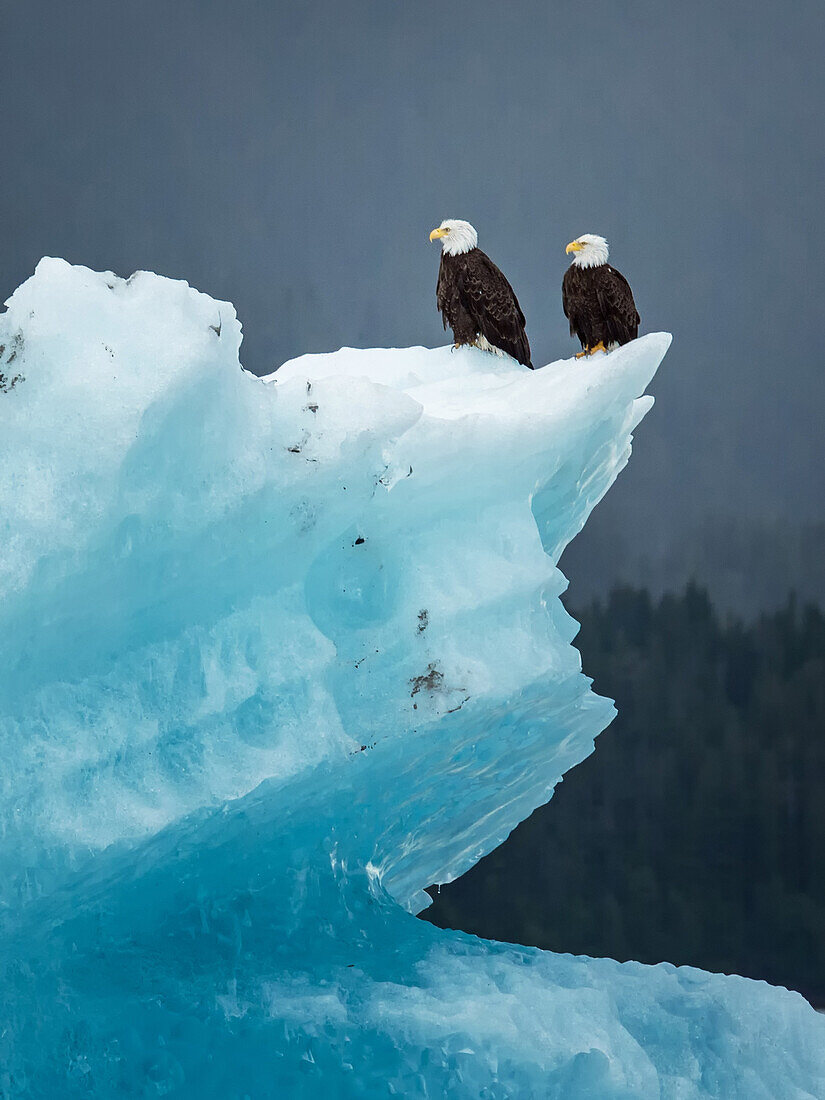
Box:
[437,255,477,345]
[562,266,584,338]
[435,257,450,327]
[596,266,640,345]
[462,251,532,368]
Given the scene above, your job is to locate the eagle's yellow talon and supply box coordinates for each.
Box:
[590,341,608,354]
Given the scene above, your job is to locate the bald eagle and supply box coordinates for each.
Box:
[562,234,640,358]
[430,220,532,368]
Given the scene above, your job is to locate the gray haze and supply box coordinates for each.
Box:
[3,1,824,609]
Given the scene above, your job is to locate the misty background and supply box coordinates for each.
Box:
[3,0,825,613]
[4,0,825,1003]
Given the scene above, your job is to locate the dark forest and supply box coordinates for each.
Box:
[425,585,825,1006]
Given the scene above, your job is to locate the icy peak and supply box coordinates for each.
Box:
[0,259,666,908]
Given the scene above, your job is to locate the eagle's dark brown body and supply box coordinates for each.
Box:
[437,248,532,368]
[562,262,640,352]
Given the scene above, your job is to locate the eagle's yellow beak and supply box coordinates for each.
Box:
[430,227,448,241]
[566,240,584,254]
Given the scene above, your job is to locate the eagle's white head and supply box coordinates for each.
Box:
[566,234,609,269]
[429,219,478,257]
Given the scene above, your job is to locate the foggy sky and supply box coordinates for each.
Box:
[3,0,824,599]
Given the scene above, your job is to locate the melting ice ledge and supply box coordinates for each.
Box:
[0,258,823,1098]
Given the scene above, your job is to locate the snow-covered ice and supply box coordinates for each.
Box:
[1,258,823,1098]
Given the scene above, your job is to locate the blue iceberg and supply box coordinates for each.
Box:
[1,259,823,1098]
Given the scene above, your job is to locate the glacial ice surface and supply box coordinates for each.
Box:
[1,258,823,1098]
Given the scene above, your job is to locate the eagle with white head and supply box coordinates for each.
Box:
[429,219,532,368]
[562,234,640,357]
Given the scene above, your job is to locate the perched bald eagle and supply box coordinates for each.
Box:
[562,234,640,357]
[430,220,532,368]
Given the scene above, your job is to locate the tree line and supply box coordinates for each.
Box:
[425,584,825,1005]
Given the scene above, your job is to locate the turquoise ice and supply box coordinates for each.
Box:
[1,259,823,1097]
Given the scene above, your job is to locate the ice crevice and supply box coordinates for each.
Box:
[0,258,823,1098]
